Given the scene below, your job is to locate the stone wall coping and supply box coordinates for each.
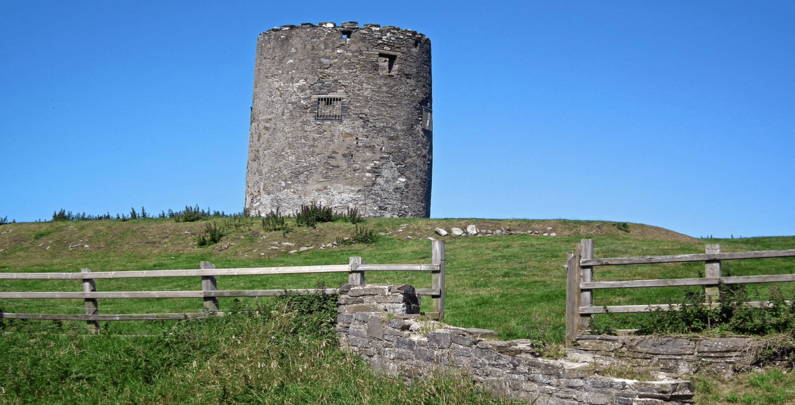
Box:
[264,22,427,38]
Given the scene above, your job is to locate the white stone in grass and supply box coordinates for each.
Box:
[435,227,448,236]
[451,227,464,236]
[466,225,478,235]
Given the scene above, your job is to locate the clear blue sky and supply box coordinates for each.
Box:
[1,1,793,238]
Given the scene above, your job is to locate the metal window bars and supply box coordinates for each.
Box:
[316,96,343,121]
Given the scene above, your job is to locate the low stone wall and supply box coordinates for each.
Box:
[572,335,768,377]
[337,284,695,404]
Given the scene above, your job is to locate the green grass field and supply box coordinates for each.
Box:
[2,217,793,339]
[1,217,794,403]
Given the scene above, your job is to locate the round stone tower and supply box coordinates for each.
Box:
[244,21,432,218]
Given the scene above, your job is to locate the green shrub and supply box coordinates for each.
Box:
[336,207,365,224]
[614,222,630,232]
[174,205,210,222]
[295,202,334,227]
[595,283,795,336]
[0,216,8,225]
[336,225,378,246]
[261,209,290,233]
[272,288,339,339]
[52,209,71,221]
[196,223,224,247]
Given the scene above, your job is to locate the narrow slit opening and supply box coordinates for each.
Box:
[379,53,397,74]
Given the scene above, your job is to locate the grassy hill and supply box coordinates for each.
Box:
[2,216,793,340]
[1,216,794,404]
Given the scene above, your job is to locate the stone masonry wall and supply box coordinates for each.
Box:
[337,284,695,404]
[572,335,769,377]
[245,22,433,218]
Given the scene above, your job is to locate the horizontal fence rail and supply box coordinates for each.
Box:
[566,239,795,341]
[0,241,446,332]
[581,249,795,267]
[0,265,354,280]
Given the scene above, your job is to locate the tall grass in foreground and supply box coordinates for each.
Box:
[693,369,795,404]
[0,293,519,404]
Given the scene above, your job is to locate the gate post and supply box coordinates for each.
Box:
[348,257,365,286]
[81,268,100,334]
[580,239,594,329]
[565,243,582,342]
[431,240,445,321]
[200,261,219,312]
[705,244,721,306]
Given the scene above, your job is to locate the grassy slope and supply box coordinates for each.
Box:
[2,217,793,340]
[2,217,794,404]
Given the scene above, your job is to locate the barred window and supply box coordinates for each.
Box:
[316,96,343,121]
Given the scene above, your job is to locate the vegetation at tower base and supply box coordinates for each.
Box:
[245,22,433,218]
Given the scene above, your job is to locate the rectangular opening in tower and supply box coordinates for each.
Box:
[316,96,343,121]
[422,106,433,131]
[378,53,397,74]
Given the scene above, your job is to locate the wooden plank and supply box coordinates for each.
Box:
[0,312,224,321]
[81,268,100,334]
[206,289,338,297]
[0,265,352,280]
[348,257,364,286]
[581,300,793,314]
[705,244,721,305]
[200,261,219,312]
[0,291,205,299]
[584,278,718,289]
[356,264,438,271]
[565,245,582,342]
[0,289,340,300]
[582,274,795,290]
[431,240,445,321]
[415,288,441,297]
[580,239,594,330]
[581,249,795,267]
[581,304,684,314]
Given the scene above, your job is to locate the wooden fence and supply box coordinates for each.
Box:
[0,240,445,333]
[565,239,795,341]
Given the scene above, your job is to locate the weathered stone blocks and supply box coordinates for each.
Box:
[245,22,433,218]
[573,335,765,376]
[337,284,695,404]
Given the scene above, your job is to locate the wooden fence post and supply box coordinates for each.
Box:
[565,243,582,343]
[580,239,594,330]
[432,240,445,321]
[81,268,100,334]
[348,257,364,286]
[705,244,721,305]
[200,261,219,312]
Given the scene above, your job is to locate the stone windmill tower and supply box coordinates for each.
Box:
[244,21,433,218]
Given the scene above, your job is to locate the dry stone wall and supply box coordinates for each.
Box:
[337,284,695,404]
[572,335,772,377]
[245,22,432,218]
